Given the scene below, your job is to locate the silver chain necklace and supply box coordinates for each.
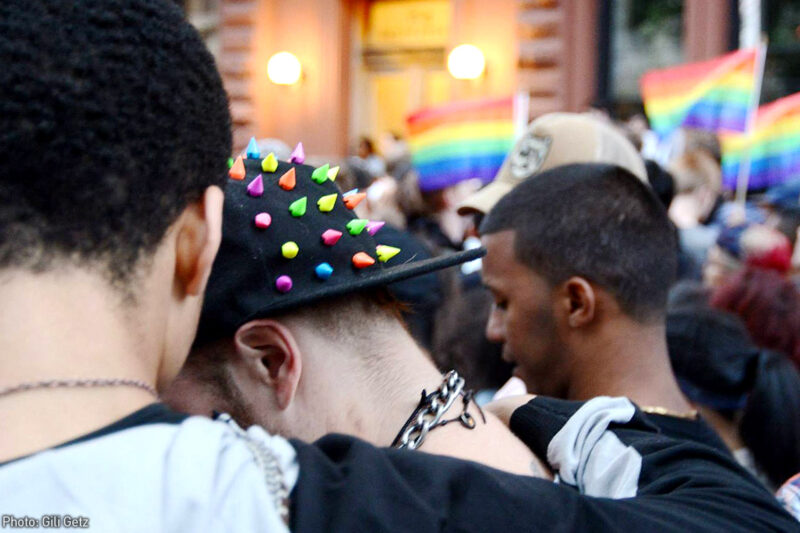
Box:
[0,378,158,399]
[391,370,485,450]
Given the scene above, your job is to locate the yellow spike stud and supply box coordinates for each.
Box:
[376,245,401,263]
[262,152,278,172]
[281,241,299,259]
[317,193,337,212]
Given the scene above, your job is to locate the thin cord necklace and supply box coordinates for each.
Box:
[0,378,159,399]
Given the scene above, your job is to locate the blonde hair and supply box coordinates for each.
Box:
[669,149,721,194]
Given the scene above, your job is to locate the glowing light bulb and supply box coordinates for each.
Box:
[447,44,485,80]
[267,52,302,85]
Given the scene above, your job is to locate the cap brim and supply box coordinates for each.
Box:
[456,181,514,216]
[241,246,486,320]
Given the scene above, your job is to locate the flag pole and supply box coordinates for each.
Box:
[733,39,768,213]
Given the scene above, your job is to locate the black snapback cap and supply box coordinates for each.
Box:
[196,146,484,343]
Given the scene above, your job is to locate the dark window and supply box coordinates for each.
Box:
[597,0,684,118]
[761,0,800,103]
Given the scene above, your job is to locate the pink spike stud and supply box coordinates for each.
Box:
[254,212,272,229]
[366,221,385,236]
[321,229,343,246]
[246,174,264,197]
[289,142,305,164]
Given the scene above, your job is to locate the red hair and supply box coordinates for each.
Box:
[711,268,800,369]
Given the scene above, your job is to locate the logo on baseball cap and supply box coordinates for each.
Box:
[457,112,647,215]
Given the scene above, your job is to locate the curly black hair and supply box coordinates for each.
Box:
[0,0,231,284]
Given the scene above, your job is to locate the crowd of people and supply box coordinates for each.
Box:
[1,1,800,531]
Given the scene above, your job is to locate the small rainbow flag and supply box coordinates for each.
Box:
[641,48,760,137]
[407,96,515,192]
[721,92,800,190]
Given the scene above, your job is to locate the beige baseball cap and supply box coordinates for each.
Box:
[457,112,648,215]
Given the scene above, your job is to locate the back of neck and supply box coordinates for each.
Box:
[568,321,692,413]
[319,332,547,477]
[0,270,159,462]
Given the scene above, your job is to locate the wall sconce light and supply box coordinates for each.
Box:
[447,44,485,80]
[267,51,302,85]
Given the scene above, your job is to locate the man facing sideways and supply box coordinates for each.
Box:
[164,158,547,477]
[479,163,725,447]
[1,2,796,532]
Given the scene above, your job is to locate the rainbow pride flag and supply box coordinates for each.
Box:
[721,92,800,190]
[641,48,759,137]
[407,96,515,192]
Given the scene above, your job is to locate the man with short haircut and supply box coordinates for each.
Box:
[167,159,547,476]
[479,163,724,446]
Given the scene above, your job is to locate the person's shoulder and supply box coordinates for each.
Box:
[0,411,297,532]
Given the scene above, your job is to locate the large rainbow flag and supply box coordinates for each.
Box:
[721,91,800,190]
[641,48,760,137]
[407,96,515,192]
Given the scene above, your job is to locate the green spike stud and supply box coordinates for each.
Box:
[311,164,330,184]
[289,197,307,217]
[346,219,368,236]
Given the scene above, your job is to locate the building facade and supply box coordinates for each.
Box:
[181,0,798,157]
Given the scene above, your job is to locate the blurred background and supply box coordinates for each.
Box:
[178,0,800,157]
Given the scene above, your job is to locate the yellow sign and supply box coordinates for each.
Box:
[367,0,451,49]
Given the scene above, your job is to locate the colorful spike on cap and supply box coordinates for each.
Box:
[352,252,376,269]
[246,137,260,159]
[328,166,340,181]
[315,262,334,280]
[289,197,307,217]
[311,164,330,184]
[366,221,385,236]
[290,142,305,164]
[346,219,368,236]
[344,192,367,210]
[317,193,337,212]
[343,188,358,197]
[254,212,272,229]
[376,245,401,263]
[275,275,293,293]
[246,174,264,197]
[227,157,234,169]
[262,153,278,173]
[278,168,296,190]
[321,229,343,246]
[229,155,246,180]
[281,241,299,259]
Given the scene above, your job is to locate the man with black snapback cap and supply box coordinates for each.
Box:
[166,154,548,477]
[1,1,797,531]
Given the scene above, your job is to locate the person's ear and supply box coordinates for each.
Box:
[560,277,596,328]
[175,185,224,296]
[233,320,302,410]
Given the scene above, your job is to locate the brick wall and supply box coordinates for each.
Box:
[218,0,258,152]
[517,0,598,119]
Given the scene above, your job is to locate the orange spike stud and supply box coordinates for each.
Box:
[343,192,367,210]
[278,168,296,190]
[228,155,246,180]
[352,252,376,269]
